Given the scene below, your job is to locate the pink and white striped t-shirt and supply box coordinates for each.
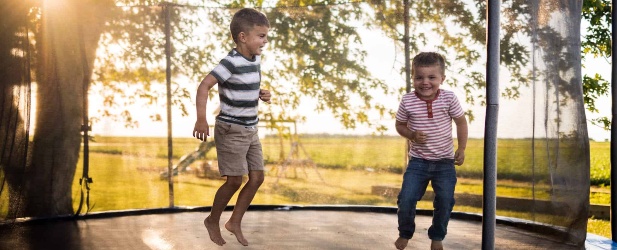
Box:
[395,89,465,160]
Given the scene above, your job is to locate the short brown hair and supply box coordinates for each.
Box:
[230,8,270,43]
[412,52,446,75]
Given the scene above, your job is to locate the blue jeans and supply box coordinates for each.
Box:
[397,157,457,241]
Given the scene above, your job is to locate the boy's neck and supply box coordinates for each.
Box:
[235,47,255,60]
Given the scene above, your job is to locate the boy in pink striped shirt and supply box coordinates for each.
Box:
[394,52,468,250]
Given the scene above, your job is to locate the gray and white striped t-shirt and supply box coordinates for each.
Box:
[211,49,261,126]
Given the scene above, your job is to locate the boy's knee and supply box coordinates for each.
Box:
[225,176,244,189]
[398,192,422,204]
[248,173,264,186]
[433,197,455,209]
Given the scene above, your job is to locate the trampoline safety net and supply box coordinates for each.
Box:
[1,0,590,247]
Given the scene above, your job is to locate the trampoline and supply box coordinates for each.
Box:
[0,206,614,249]
[1,1,615,249]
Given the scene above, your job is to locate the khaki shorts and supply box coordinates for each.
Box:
[214,121,264,176]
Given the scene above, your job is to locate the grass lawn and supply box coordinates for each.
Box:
[62,135,613,239]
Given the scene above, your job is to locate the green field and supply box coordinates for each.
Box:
[62,135,612,238]
[86,135,610,185]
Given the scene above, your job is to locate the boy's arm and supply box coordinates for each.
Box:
[259,89,271,103]
[395,121,413,142]
[395,121,426,143]
[453,115,468,165]
[193,74,218,141]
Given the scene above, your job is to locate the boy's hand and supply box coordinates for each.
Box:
[259,89,271,104]
[454,149,465,166]
[193,120,209,141]
[412,130,427,143]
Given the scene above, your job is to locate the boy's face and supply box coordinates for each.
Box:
[412,64,445,100]
[238,25,269,57]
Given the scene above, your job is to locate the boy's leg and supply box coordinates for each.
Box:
[206,121,246,246]
[225,170,264,246]
[225,129,264,246]
[205,176,243,246]
[427,159,457,245]
[395,158,430,249]
[431,240,444,250]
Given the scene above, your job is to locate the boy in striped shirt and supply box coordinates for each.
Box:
[192,8,271,247]
[394,52,468,250]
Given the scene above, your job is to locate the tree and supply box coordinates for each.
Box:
[259,3,390,131]
[367,0,610,132]
[94,0,612,133]
[5,0,113,217]
[581,0,611,130]
[92,1,203,128]
[0,0,33,219]
[94,1,390,133]
[366,0,533,123]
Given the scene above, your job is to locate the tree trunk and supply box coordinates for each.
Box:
[22,0,109,218]
[0,0,33,219]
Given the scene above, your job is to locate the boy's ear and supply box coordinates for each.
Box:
[238,31,246,43]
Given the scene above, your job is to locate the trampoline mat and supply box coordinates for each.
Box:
[1,209,600,250]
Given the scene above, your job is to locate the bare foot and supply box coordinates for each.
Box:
[225,221,248,246]
[431,240,444,250]
[394,237,408,249]
[204,216,226,246]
